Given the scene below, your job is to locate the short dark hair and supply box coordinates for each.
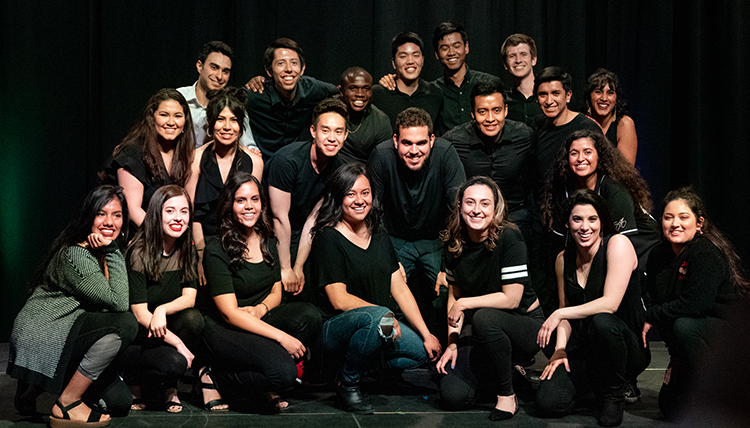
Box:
[395,107,432,136]
[535,66,572,95]
[198,41,234,64]
[339,66,371,87]
[391,31,424,58]
[263,38,305,72]
[432,21,467,52]
[500,34,537,60]
[470,78,507,110]
[312,98,349,126]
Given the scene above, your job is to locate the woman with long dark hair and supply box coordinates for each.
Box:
[199,172,321,412]
[8,185,138,426]
[642,187,747,419]
[107,88,195,228]
[118,185,203,412]
[535,190,650,427]
[436,177,542,420]
[309,162,441,414]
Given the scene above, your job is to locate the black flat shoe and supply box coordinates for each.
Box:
[489,395,518,421]
[336,381,373,414]
[598,396,624,427]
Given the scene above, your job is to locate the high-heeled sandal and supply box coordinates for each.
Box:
[197,367,228,411]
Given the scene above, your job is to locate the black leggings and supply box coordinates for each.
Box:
[535,313,651,416]
[119,308,205,388]
[439,307,544,410]
[203,302,321,397]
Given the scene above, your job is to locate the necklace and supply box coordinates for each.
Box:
[347,119,363,134]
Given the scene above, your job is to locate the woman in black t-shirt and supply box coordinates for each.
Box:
[436,176,542,421]
[536,190,650,427]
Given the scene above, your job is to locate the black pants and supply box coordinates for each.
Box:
[203,302,321,396]
[439,307,544,410]
[535,313,651,416]
[119,308,204,388]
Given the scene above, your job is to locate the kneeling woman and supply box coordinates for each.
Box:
[9,185,138,426]
[119,185,204,412]
[309,163,441,414]
[536,190,650,427]
[643,187,745,419]
[437,177,543,421]
[200,172,321,411]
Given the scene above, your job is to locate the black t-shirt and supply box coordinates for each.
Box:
[443,119,534,211]
[444,227,538,314]
[128,248,198,313]
[310,227,399,320]
[367,138,466,241]
[371,79,443,129]
[339,104,393,164]
[202,236,281,323]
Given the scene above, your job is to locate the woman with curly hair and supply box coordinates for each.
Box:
[541,128,660,269]
[436,176,542,421]
[582,69,638,164]
[199,172,321,412]
[642,187,747,420]
[107,88,195,229]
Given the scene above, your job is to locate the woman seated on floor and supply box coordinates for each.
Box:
[118,185,204,413]
[199,172,321,412]
[436,176,543,421]
[536,190,651,427]
[308,162,441,414]
[9,185,138,426]
[642,187,746,420]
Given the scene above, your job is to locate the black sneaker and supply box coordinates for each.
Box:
[623,381,642,404]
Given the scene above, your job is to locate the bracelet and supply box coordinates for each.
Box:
[261,302,269,313]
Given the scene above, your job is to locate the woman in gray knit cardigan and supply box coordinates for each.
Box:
[8,185,138,427]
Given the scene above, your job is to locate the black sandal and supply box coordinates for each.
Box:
[49,399,109,427]
[199,367,228,411]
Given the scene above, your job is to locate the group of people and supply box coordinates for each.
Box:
[7,21,747,428]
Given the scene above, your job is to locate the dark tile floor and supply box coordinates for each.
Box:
[0,342,677,427]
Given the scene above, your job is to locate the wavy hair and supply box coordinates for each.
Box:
[441,176,516,259]
[216,172,275,270]
[582,68,629,123]
[127,185,196,283]
[112,88,195,187]
[663,187,749,296]
[541,128,652,231]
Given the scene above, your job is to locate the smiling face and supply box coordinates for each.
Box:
[197,52,231,94]
[267,48,305,99]
[153,100,186,142]
[504,43,537,79]
[435,32,468,72]
[460,184,495,242]
[568,203,602,249]
[91,198,124,239]
[472,92,507,140]
[394,126,434,171]
[590,83,617,119]
[213,106,240,147]
[392,43,424,84]
[342,175,372,226]
[341,72,373,113]
[233,181,262,232]
[568,137,599,183]
[537,81,572,121]
[161,195,190,242]
[662,199,704,254]
[311,112,347,159]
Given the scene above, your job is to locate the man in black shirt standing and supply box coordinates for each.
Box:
[501,34,543,126]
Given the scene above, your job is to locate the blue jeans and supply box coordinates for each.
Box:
[322,306,429,384]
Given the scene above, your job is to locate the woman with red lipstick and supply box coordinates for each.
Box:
[582,69,638,165]
[9,185,138,426]
[106,88,195,231]
[642,187,746,419]
[199,172,321,412]
[535,190,650,427]
[436,177,542,421]
[118,185,202,413]
[186,87,263,285]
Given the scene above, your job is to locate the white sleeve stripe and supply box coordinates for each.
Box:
[501,264,527,273]
[502,271,528,280]
[620,228,638,235]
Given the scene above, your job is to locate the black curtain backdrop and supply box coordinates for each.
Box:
[1,0,748,340]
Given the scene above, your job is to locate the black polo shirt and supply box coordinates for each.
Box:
[434,66,497,135]
[371,79,443,129]
[443,119,534,211]
[506,87,543,127]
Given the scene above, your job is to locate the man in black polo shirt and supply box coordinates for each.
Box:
[368,107,465,325]
[245,38,338,159]
[443,78,534,243]
[337,67,392,164]
[266,98,348,295]
[371,32,443,129]
[501,34,543,126]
